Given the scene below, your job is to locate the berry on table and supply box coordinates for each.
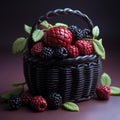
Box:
[20,91,33,106]
[44,27,72,47]
[8,95,22,110]
[96,85,110,100]
[47,93,62,110]
[30,96,47,112]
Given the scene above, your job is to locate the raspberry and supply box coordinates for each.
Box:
[75,40,94,55]
[8,95,22,110]
[40,47,54,60]
[66,45,79,58]
[31,42,44,55]
[20,91,33,106]
[96,85,110,100]
[54,47,68,59]
[47,93,62,110]
[44,27,72,48]
[30,96,47,112]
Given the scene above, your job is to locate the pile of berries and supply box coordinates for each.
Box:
[30,23,95,60]
[8,91,62,112]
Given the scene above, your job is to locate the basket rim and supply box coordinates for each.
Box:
[24,52,101,66]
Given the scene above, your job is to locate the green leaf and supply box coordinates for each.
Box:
[32,29,44,42]
[99,38,102,44]
[110,86,120,95]
[100,73,111,86]
[62,102,79,112]
[12,37,27,54]
[40,20,50,29]
[0,88,24,100]
[12,82,26,87]
[54,23,68,28]
[24,24,32,34]
[93,39,106,60]
[92,26,100,38]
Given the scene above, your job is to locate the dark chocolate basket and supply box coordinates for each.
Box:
[23,8,102,103]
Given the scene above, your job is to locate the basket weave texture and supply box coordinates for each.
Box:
[24,54,102,102]
[23,8,102,102]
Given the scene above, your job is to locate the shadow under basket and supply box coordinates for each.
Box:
[23,53,102,103]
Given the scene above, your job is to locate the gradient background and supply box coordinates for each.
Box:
[0,0,120,92]
[0,1,120,119]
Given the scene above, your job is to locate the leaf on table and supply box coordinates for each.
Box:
[0,87,24,100]
[62,102,79,112]
[110,86,120,95]
[12,82,26,87]
[100,73,111,86]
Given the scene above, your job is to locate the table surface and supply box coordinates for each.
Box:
[0,52,120,120]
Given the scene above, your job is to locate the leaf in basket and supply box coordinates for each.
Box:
[110,86,120,95]
[32,29,44,42]
[12,82,26,87]
[54,23,68,28]
[40,20,50,29]
[93,39,106,60]
[24,24,32,34]
[0,87,24,100]
[62,102,79,112]
[12,37,27,54]
[92,26,100,38]
[100,73,111,86]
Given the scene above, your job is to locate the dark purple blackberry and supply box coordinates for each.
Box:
[68,25,84,40]
[68,25,78,33]
[40,47,54,60]
[82,28,92,38]
[8,95,22,110]
[47,93,62,110]
[54,47,68,59]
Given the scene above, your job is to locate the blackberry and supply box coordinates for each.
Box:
[54,47,68,59]
[82,28,92,38]
[68,25,84,40]
[68,25,78,33]
[40,47,54,60]
[47,93,62,110]
[8,95,22,110]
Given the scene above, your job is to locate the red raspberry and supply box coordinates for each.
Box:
[67,45,79,58]
[96,85,110,100]
[75,40,94,55]
[31,42,44,55]
[20,91,33,106]
[44,27,72,48]
[30,96,47,112]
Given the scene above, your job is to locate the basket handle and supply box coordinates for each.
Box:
[38,8,94,30]
[28,8,94,50]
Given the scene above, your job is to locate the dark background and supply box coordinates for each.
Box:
[0,0,120,52]
[0,0,120,82]
[0,1,120,119]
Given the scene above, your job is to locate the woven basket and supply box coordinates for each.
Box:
[23,8,102,103]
